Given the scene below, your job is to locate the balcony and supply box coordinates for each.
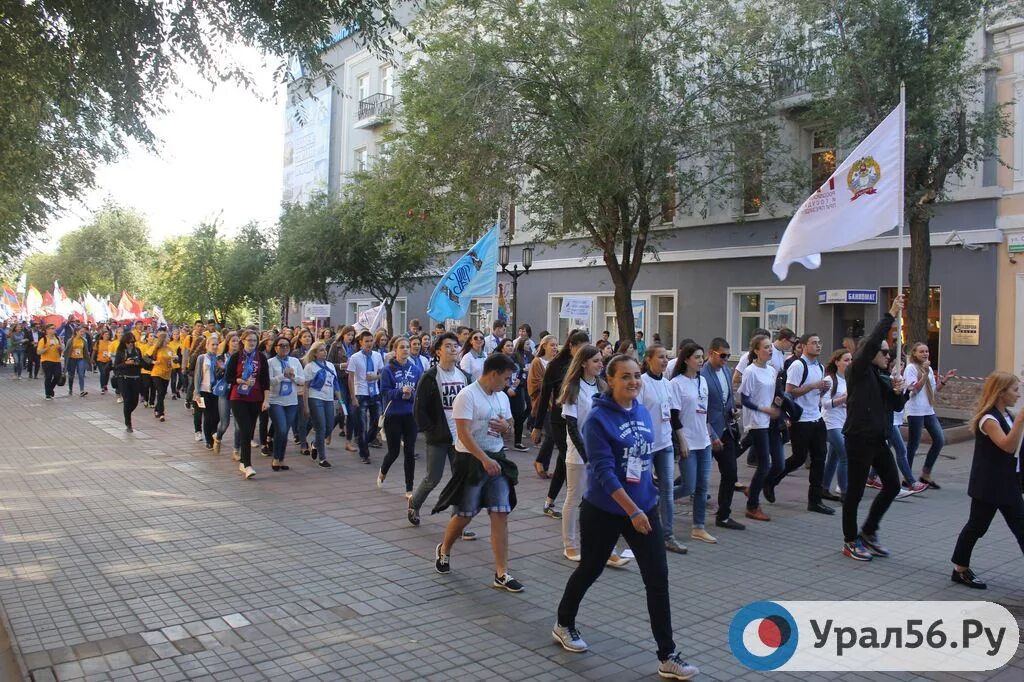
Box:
[355,93,394,128]
[767,51,832,101]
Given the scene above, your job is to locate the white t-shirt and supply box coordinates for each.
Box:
[436,364,467,440]
[269,355,305,406]
[483,334,506,355]
[671,373,711,450]
[303,360,339,402]
[666,357,678,377]
[452,381,512,454]
[639,373,678,451]
[459,352,487,383]
[348,350,380,397]
[893,409,905,427]
[740,363,777,430]
[822,374,847,431]
[903,363,936,417]
[786,357,824,422]
[713,365,730,407]
[562,380,600,465]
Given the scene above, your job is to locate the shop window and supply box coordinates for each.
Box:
[882,287,941,365]
[729,287,803,352]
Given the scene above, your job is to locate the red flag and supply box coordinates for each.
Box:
[128,292,145,314]
[42,291,54,308]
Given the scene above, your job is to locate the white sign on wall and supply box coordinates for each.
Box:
[282,87,333,205]
[303,303,331,319]
[560,297,593,320]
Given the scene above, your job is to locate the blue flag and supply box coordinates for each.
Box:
[427,225,499,322]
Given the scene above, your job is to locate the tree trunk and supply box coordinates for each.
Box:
[906,212,931,350]
[603,250,637,345]
[384,299,394,336]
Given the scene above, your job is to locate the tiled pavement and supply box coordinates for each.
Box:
[0,372,1021,682]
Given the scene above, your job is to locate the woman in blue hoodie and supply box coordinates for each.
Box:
[377,337,424,497]
[552,355,699,681]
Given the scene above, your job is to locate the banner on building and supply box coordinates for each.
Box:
[559,297,592,320]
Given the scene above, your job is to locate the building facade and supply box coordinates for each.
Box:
[283,15,1016,386]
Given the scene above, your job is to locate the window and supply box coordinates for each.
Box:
[356,73,370,103]
[468,298,495,332]
[377,141,393,160]
[739,134,764,215]
[882,286,942,366]
[728,287,804,354]
[354,147,368,172]
[348,300,375,324]
[811,129,836,191]
[601,296,618,340]
[654,294,675,352]
[380,64,394,97]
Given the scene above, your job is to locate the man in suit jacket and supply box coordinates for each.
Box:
[702,337,745,530]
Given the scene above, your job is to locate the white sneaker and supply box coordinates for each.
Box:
[552,623,588,653]
[116,397,123,403]
[896,488,914,499]
[194,432,202,442]
[243,465,255,479]
[658,653,699,680]
[376,472,384,489]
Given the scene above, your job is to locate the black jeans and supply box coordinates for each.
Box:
[774,419,828,504]
[509,390,527,444]
[535,414,555,469]
[200,391,220,446]
[952,496,1024,567]
[98,362,111,391]
[713,429,739,522]
[140,374,152,404]
[27,350,40,378]
[120,377,140,428]
[42,360,61,398]
[557,501,676,661]
[747,427,784,510]
[842,434,900,541]
[231,401,262,467]
[381,413,418,491]
[170,368,182,396]
[152,376,169,417]
[546,420,569,502]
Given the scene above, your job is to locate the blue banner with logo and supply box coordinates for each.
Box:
[427,226,499,322]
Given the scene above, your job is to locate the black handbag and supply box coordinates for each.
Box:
[57,372,67,387]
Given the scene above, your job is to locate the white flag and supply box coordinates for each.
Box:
[773,103,903,280]
[354,304,387,334]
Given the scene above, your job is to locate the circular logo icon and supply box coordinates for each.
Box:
[729,601,799,671]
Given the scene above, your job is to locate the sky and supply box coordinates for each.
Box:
[42,47,285,251]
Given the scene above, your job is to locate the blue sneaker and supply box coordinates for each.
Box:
[842,539,872,562]
[859,532,890,558]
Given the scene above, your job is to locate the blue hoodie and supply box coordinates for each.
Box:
[381,358,424,417]
[583,393,657,516]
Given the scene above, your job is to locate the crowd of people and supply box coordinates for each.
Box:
[3,294,1022,681]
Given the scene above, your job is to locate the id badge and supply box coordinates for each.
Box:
[660,402,671,422]
[626,454,642,483]
[238,382,253,396]
[280,379,292,397]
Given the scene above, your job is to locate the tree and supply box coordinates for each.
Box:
[21,202,152,298]
[783,0,1010,346]
[398,0,789,341]
[0,0,411,266]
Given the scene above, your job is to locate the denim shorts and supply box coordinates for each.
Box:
[456,468,512,517]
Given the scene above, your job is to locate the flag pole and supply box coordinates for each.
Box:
[895,81,906,376]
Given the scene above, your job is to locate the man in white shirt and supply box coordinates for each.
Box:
[766,333,838,514]
[432,353,523,593]
[483,320,507,355]
[348,331,382,463]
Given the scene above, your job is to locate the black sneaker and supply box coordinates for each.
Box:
[493,573,524,592]
[763,481,776,504]
[318,460,332,468]
[951,567,987,589]
[513,443,529,451]
[543,504,562,519]
[819,487,841,502]
[715,518,746,530]
[859,532,890,558]
[310,447,318,460]
[460,530,476,541]
[407,507,420,526]
[434,544,450,574]
[360,457,371,465]
[807,502,835,515]
[260,445,272,456]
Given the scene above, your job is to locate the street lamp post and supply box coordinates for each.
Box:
[498,243,533,334]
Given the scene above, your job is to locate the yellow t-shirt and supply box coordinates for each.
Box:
[150,346,175,380]
[37,336,62,362]
[138,342,153,375]
[96,340,113,363]
[180,335,193,352]
[108,339,120,358]
[168,340,182,369]
[132,328,142,341]
[69,337,85,359]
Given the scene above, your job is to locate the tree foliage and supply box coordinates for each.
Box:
[399,0,789,340]
[0,0,409,266]
[783,0,1010,346]
[22,203,152,298]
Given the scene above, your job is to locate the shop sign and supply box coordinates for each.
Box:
[950,314,980,346]
[817,289,878,305]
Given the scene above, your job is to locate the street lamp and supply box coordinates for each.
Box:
[498,243,533,333]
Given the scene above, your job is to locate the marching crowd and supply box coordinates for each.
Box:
[3,293,1023,680]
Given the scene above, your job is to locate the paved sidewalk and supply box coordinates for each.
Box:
[0,372,1021,682]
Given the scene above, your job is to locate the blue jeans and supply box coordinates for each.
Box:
[308,398,335,462]
[268,403,298,461]
[889,423,914,483]
[67,358,86,392]
[747,427,784,510]
[906,414,944,474]
[823,428,848,493]
[678,446,713,528]
[98,362,111,391]
[653,446,684,539]
[11,350,24,377]
[356,395,380,459]
[216,393,240,450]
